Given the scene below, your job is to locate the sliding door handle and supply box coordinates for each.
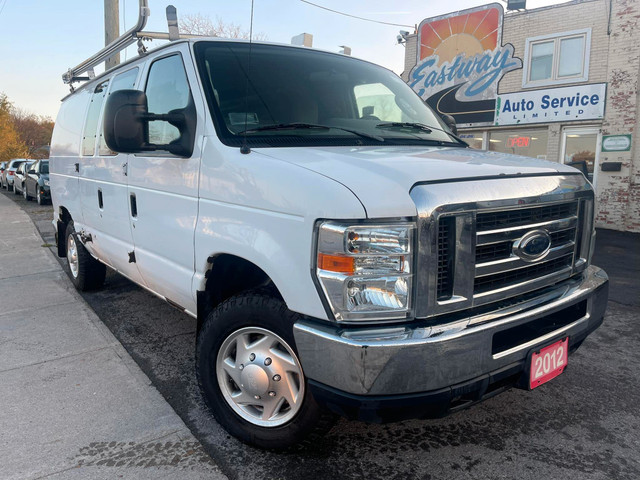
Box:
[130,193,137,218]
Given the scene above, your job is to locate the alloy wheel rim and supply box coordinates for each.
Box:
[216,326,305,427]
[67,234,79,278]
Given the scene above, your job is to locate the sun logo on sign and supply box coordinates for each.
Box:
[419,7,501,65]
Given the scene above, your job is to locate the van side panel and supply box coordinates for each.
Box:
[50,89,92,227]
[194,137,367,321]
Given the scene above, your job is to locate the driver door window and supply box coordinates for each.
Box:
[145,54,193,146]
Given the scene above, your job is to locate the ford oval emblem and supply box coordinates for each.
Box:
[513,230,552,262]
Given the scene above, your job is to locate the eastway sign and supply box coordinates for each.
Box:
[408,3,522,126]
[494,84,606,126]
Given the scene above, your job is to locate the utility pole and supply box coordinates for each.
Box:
[104,0,120,70]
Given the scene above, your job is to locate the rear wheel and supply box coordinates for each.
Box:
[65,221,106,291]
[196,293,335,450]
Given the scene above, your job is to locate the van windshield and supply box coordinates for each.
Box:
[194,42,462,148]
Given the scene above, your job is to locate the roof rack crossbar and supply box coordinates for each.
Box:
[62,0,150,85]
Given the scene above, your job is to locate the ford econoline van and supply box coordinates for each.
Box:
[50,37,609,449]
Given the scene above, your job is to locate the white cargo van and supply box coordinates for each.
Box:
[50,12,608,449]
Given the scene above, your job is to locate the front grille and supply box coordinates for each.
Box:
[474,254,573,294]
[435,200,581,306]
[476,202,577,231]
[473,201,579,299]
[411,175,592,319]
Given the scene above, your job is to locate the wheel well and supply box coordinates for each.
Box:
[56,207,72,258]
[196,254,282,334]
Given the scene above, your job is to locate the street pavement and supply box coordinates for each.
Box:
[1,185,639,480]
[0,192,226,480]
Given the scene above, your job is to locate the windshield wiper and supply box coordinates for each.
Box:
[375,122,433,133]
[238,122,384,142]
[376,122,468,146]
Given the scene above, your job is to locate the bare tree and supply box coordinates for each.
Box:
[178,13,267,40]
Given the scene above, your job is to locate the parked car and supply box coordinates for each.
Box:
[0,162,6,181]
[13,160,34,197]
[1,159,28,191]
[51,34,609,449]
[24,159,50,205]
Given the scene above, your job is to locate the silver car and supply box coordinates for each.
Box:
[1,159,28,191]
[13,161,34,196]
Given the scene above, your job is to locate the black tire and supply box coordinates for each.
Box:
[196,293,335,450]
[65,221,106,291]
[36,189,44,205]
[14,183,20,195]
[23,184,30,200]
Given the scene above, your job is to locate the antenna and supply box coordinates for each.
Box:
[240,0,256,155]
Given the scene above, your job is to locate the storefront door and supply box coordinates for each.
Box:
[560,127,601,186]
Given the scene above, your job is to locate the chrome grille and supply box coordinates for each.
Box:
[473,200,579,303]
[410,175,594,320]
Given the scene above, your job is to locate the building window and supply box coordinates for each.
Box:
[459,131,484,149]
[488,128,549,159]
[523,29,591,88]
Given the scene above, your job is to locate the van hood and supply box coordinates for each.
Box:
[255,145,579,218]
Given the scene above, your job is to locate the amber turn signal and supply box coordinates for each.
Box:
[317,253,355,274]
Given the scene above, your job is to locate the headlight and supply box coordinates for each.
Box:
[315,221,415,322]
[44,180,50,186]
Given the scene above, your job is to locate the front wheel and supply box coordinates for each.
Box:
[196,293,335,450]
[23,184,30,200]
[65,221,106,291]
[36,189,44,205]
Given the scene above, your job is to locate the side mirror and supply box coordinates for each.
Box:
[441,113,458,135]
[103,89,196,157]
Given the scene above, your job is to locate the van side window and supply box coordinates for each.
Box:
[145,54,192,146]
[98,68,139,156]
[82,80,110,156]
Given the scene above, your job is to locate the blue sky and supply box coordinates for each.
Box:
[0,0,567,118]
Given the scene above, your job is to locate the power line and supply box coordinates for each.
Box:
[298,0,414,28]
[0,0,9,18]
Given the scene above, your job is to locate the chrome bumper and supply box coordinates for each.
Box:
[293,265,609,396]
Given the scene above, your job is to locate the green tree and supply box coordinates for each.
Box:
[0,93,27,163]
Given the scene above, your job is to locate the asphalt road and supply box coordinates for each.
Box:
[3,186,639,480]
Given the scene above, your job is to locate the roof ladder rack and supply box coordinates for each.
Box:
[62,0,151,87]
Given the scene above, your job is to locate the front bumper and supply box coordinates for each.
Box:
[294,266,608,418]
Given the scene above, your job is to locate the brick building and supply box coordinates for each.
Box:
[402,0,640,232]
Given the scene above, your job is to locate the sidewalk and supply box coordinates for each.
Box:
[0,194,226,479]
